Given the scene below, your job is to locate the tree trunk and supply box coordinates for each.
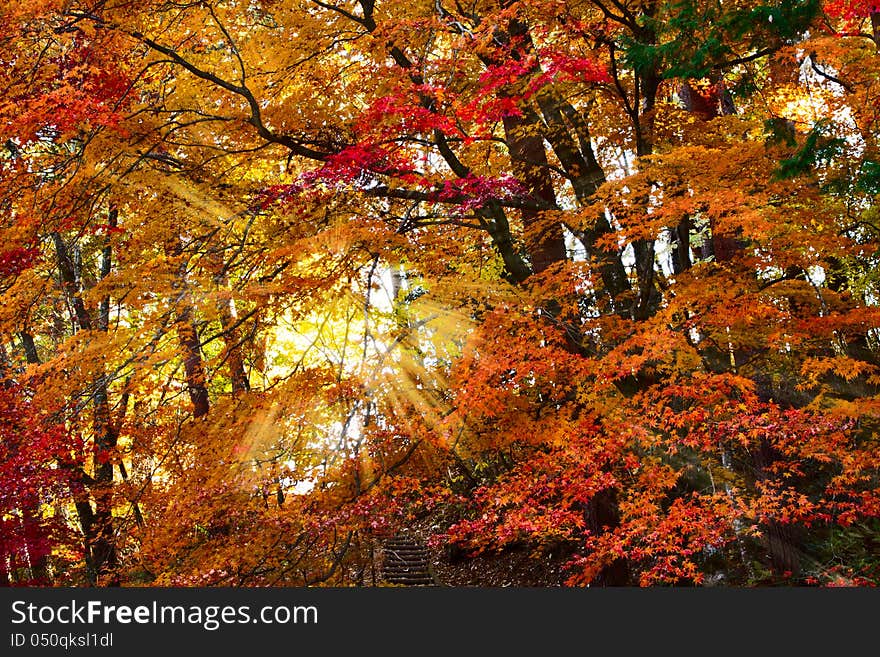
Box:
[53,231,118,586]
[753,439,803,577]
[584,488,630,586]
[165,237,210,419]
[536,91,630,300]
[872,11,880,50]
[502,107,567,274]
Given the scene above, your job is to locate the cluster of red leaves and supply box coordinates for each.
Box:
[435,174,526,211]
[536,50,612,87]
[355,90,458,139]
[308,144,416,185]
[459,51,608,129]
[824,0,880,20]
[823,0,880,33]
[0,246,39,279]
[0,383,80,584]
[477,51,608,96]
[431,289,880,585]
[434,413,741,585]
[3,42,131,143]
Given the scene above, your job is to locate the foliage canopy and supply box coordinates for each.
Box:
[1,0,880,587]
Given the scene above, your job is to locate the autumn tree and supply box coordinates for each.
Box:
[0,0,878,587]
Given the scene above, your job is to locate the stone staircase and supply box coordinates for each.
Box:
[381,534,437,586]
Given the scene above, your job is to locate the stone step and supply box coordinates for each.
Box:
[380,533,437,586]
[384,560,430,569]
[386,577,435,585]
[385,553,428,560]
